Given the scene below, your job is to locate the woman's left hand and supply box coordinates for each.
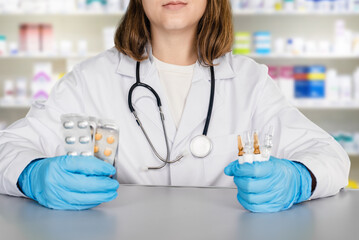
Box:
[224,157,312,213]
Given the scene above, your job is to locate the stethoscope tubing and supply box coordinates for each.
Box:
[203,65,215,136]
[128,61,215,170]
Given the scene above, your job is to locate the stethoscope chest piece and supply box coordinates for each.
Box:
[190,135,213,158]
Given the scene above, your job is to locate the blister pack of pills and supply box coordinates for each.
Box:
[61,114,119,165]
[61,114,95,157]
[237,126,274,164]
[94,120,119,166]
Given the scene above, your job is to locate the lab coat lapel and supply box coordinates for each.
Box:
[174,63,225,145]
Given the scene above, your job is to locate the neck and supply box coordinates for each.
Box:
[151,27,197,66]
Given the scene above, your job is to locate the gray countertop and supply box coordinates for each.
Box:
[0,185,358,240]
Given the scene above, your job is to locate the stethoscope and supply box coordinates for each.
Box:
[128,61,215,170]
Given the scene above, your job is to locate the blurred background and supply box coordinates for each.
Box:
[0,0,358,186]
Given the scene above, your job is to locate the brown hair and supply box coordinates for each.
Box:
[114,0,233,66]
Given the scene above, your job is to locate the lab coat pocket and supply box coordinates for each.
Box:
[203,134,238,186]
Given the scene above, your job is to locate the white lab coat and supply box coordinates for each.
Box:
[0,45,350,200]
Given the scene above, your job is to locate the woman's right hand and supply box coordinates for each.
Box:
[17,155,119,210]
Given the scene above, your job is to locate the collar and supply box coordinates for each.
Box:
[116,43,235,81]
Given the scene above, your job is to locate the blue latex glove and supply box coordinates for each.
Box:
[224,157,312,213]
[18,155,119,210]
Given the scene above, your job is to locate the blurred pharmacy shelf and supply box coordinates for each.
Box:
[0,12,124,16]
[232,10,359,16]
[298,106,359,110]
[248,53,359,59]
[3,102,359,110]
[349,154,359,157]
[1,53,359,60]
[295,101,359,110]
[1,11,359,17]
[0,103,30,109]
[0,53,96,60]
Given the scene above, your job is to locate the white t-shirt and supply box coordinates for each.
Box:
[153,56,195,129]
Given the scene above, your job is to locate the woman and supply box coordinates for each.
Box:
[0,0,350,212]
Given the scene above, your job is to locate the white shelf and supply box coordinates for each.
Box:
[297,106,359,110]
[2,101,359,111]
[294,99,359,110]
[1,53,359,61]
[0,53,96,60]
[1,11,359,17]
[245,53,359,59]
[295,104,359,111]
[0,11,125,16]
[232,10,359,16]
[0,103,30,109]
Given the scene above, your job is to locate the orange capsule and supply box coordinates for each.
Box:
[94,145,99,153]
[107,136,115,144]
[95,133,102,141]
[104,149,112,157]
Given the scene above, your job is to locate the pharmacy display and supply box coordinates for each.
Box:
[0,23,116,57]
[0,0,130,14]
[1,0,358,14]
[231,0,359,12]
[234,20,359,56]
[268,65,359,103]
[0,62,59,106]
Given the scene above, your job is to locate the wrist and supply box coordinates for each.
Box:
[308,168,317,193]
[18,159,43,199]
[291,161,313,203]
